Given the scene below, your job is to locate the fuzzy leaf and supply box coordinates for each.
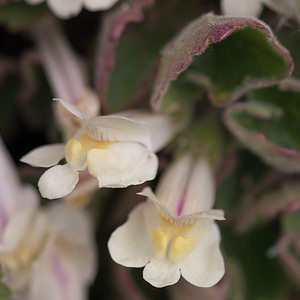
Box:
[95,0,154,108]
[222,225,289,300]
[236,181,300,231]
[101,0,209,112]
[151,13,293,110]
[224,81,300,172]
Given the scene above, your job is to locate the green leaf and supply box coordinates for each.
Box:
[222,224,289,300]
[102,0,207,112]
[95,0,154,112]
[150,13,293,110]
[0,3,47,30]
[224,80,300,172]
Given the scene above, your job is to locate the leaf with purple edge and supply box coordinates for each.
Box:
[224,80,300,172]
[95,0,154,111]
[235,180,300,232]
[100,0,210,112]
[151,13,293,111]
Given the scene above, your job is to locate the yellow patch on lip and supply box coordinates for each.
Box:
[65,139,82,165]
[80,133,112,150]
[169,235,195,262]
[65,133,113,167]
[151,216,195,262]
[152,228,168,257]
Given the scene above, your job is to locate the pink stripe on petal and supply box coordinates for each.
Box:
[0,197,8,232]
[176,165,194,217]
[52,251,70,297]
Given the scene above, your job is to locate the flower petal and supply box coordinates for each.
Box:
[117,110,178,152]
[0,208,36,253]
[179,209,225,222]
[143,258,180,288]
[85,116,152,149]
[0,137,39,233]
[33,17,88,109]
[46,202,94,248]
[20,144,65,168]
[156,155,215,217]
[87,143,158,188]
[2,211,48,291]
[221,0,263,17]
[138,187,224,225]
[47,0,82,19]
[38,165,79,199]
[29,236,85,300]
[0,137,23,229]
[45,202,96,283]
[53,98,87,122]
[84,0,119,10]
[180,220,225,287]
[137,187,175,222]
[108,202,152,267]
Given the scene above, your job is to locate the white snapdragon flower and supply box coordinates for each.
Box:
[20,98,177,200]
[108,154,225,288]
[25,0,119,19]
[0,136,42,291]
[0,137,96,300]
[28,203,96,300]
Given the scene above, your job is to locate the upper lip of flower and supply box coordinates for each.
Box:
[138,154,225,224]
[138,187,225,226]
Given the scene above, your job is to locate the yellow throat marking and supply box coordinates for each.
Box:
[152,217,195,262]
[0,224,50,270]
[65,133,113,165]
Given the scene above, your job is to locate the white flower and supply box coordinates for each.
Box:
[0,137,39,253]
[221,0,264,17]
[25,0,119,19]
[117,110,179,154]
[108,154,225,288]
[0,137,96,299]
[20,98,176,199]
[28,202,96,300]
